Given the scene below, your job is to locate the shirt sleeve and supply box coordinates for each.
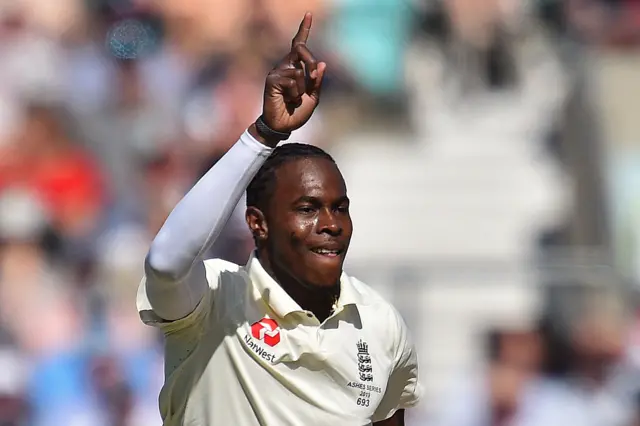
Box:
[138,130,273,324]
[372,311,423,422]
[137,270,214,335]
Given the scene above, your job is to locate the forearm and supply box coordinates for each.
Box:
[144,127,273,319]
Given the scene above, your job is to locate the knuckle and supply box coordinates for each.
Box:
[265,76,278,86]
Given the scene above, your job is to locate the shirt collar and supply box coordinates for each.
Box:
[246,252,368,318]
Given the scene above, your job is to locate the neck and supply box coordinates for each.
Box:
[257,250,339,322]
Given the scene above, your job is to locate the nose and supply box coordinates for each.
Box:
[317,208,341,236]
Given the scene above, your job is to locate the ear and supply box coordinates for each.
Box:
[246,206,268,243]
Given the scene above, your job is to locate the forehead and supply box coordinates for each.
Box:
[272,158,346,201]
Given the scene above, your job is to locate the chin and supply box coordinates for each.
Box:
[306,266,344,289]
[304,255,343,282]
[307,275,341,289]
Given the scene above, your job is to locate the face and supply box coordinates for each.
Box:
[499,331,543,374]
[248,157,352,288]
[573,314,626,363]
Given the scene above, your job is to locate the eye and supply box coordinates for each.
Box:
[336,203,350,214]
[296,206,316,214]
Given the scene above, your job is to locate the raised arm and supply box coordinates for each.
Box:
[142,12,326,322]
[143,129,272,321]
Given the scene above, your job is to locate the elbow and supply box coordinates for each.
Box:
[145,242,185,283]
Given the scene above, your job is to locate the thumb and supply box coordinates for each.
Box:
[307,61,326,100]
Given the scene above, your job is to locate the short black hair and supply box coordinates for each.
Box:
[246,143,336,211]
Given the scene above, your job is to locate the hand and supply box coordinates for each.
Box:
[259,12,326,136]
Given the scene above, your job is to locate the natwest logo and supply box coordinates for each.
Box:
[251,317,281,347]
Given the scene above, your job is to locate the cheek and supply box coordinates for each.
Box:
[286,215,316,246]
[344,216,353,236]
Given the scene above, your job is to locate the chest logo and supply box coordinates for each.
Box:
[357,340,373,382]
[251,317,281,347]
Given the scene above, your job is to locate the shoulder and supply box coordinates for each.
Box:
[202,257,243,275]
[349,275,405,321]
[346,274,410,348]
[201,258,247,288]
[349,276,392,309]
[201,258,254,308]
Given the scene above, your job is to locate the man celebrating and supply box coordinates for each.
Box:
[138,13,421,426]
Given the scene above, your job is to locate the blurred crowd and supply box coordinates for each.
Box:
[0,0,639,425]
[427,288,640,426]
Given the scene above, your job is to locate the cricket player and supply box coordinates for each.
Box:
[138,13,421,425]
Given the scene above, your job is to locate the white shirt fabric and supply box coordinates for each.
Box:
[138,130,422,425]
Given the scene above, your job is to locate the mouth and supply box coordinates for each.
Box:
[310,247,344,258]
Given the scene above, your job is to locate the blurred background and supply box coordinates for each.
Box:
[0,0,639,424]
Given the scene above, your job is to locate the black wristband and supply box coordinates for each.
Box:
[254,115,291,142]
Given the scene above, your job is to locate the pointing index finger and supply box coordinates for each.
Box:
[291,12,312,47]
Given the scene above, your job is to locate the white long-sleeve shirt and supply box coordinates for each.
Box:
[143,129,273,321]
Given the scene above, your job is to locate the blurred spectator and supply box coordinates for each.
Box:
[74,58,178,222]
[149,0,252,62]
[431,326,544,426]
[0,102,105,260]
[88,354,161,426]
[254,0,327,55]
[22,0,84,38]
[325,0,414,99]
[566,0,640,47]
[29,351,161,426]
[519,290,634,426]
[0,342,29,426]
[0,2,66,145]
[0,188,81,356]
[632,392,640,426]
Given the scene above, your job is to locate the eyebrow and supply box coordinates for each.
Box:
[292,195,350,205]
